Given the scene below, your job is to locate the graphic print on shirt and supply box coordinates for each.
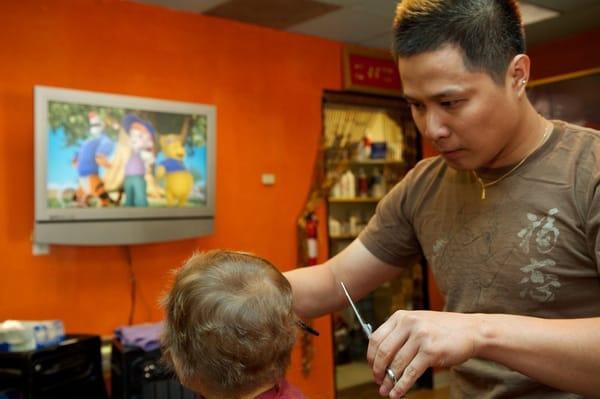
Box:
[517,208,561,302]
[429,203,517,307]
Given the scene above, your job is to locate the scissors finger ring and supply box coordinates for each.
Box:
[386,367,397,384]
[386,368,409,398]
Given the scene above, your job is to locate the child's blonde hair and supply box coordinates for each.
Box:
[161,250,296,398]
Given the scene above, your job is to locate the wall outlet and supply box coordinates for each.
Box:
[261,173,276,186]
[32,242,50,256]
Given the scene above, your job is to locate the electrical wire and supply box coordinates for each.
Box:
[124,246,137,325]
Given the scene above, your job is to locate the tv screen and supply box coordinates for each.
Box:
[34,86,216,245]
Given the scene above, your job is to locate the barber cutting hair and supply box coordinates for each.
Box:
[284,1,600,398]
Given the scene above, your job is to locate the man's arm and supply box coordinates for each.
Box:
[479,314,600,398]
[284,239,407,319]
[368,311,600,398]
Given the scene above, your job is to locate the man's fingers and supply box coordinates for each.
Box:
[377,335,420,396]
[370,318,410,384]
[389,352,430,399]
[367,316,396,366]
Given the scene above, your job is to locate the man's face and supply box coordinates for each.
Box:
[398,45,519,170]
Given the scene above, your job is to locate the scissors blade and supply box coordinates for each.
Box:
[340,282,372,338]
[340,282,400,388]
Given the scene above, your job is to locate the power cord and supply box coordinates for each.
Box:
[124,246,137,325]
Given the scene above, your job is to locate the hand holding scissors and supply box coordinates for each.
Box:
[340,282,399,387]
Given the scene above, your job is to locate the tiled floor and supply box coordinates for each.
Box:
[336,361,373,390]
[337,382,450,399]
[336,361,449,399]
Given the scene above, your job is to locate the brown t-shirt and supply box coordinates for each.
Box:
[359,121,600,398]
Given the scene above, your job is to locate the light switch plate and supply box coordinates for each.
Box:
[32,242,50,256]
[261,173,276,186]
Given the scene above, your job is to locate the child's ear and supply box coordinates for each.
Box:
[160,346,175,371]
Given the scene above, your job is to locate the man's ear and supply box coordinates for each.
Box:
[505,54,531,97]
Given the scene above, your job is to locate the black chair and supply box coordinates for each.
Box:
[110,338,195,399]
[0,334,108,399]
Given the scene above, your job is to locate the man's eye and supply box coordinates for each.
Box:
[409,102,425,110]
[440,100,463,108]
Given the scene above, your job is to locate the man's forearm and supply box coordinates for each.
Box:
[476,314,600,398]
[285,239,406,319]
[284,263,343,319]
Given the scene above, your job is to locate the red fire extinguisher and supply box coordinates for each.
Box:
[305,212,318,266]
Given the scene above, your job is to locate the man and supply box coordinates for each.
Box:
[284,1,600,398]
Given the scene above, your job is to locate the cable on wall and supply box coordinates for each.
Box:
[124,245,137,325]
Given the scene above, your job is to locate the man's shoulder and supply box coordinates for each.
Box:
[553,120,600,164]
[556,120,600,144]
[410,155,448,177]
[385,155,450,203]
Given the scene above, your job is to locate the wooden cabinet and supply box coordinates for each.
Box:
[322,91,432,392]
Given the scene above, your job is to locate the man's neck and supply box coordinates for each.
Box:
[485,102,548,168]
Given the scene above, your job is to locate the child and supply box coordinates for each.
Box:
[161,250,314,399]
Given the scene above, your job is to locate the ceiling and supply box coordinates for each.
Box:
[132,0,600,49]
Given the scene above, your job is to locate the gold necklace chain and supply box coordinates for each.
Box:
[472,121,552,200]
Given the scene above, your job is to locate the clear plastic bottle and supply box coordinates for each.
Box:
[346,170,356,198]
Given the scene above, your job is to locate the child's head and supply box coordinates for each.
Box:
[161,250,297,399]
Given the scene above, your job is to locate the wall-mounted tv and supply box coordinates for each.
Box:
[34,86,216,245]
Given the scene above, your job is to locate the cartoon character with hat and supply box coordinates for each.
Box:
[121,113,155,207]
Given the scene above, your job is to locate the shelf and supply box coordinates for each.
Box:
[327,159,405,167]
[349,159,404,166]
[329,197,382,203]
[329,234,358,240]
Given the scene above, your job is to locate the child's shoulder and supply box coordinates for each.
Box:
[256,379,306,399]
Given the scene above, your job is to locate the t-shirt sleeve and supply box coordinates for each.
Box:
[358,167,422,266]
[587,173,600,274]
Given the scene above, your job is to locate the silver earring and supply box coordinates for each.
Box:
[521,79,527,85]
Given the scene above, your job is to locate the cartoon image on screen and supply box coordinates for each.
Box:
[47,103,208,209]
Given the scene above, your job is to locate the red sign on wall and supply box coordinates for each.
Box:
[343,46,403,96]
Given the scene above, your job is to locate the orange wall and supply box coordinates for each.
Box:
[0,1,341,397]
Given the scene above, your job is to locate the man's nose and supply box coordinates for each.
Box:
[423,110,450,141]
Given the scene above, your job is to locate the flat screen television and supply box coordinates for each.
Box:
[34,86,216,245]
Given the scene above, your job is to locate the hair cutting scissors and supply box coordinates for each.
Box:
[341,282,398,386]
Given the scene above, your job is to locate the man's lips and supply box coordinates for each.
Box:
[439,148,464,158]
[440,148,461,154]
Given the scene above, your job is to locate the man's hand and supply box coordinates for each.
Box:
[367,310,481,398]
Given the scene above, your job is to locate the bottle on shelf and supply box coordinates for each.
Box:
[357,168,368,198]
[342,169,356,198]
[331,179,342,199]
[355,135,372,161]
[349,212,360,236]
[370,168,385,198]
[329,217,341,236]
[339,171,349,198]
